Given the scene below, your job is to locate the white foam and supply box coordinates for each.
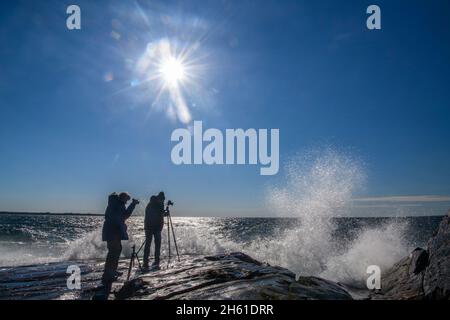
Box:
[253,148,412,285]
[320,221,411,286]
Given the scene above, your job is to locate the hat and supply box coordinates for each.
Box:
[118,192,131,201]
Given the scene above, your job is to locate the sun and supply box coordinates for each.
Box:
[134,38,203,124]
[159,56,186,87]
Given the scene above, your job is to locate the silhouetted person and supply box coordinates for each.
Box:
[101,192,139,296]
[143,192,167,270]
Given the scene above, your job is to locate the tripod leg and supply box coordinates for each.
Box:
[167,216,171,266]
[135,239,146,270]
[169,215,180,262]
[136,239,146,256]
[127,245,135,281]
[135,254,142,270]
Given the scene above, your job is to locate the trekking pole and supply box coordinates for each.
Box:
[168,214,180,262]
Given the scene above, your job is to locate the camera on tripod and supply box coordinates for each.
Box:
[165,200,174,215]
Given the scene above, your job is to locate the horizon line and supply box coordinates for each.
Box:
[352,195,450,203]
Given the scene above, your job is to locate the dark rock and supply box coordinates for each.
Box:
[0,253,352,300]
[409,248,429,275]
[423,211,450,299]
[115,253,352,300]
[378,210,450,300]
[378,255,425,300]
[0,260,105,300]
[205,252,262,266]
[293,276,352,300]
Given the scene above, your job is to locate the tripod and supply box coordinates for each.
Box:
[166,209,180,265]
[126,241,146,281]
[126,206,180,280]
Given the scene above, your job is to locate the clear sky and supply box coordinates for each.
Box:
[0,0,449,216]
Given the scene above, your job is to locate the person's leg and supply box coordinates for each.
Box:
[112,240,122,274]
[102,239,122,284]
[154,230,162,266]
[100,239,121,299]
[143,229,152,269]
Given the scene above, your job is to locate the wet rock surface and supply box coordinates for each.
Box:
[0,252,352,300]
[377,211,450,300]
[116,252,352,300]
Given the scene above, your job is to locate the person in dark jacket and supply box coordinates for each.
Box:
[101,192,139,292]
[143,191,167,270]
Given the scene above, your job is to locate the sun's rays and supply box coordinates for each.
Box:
[103,2,211,125]
[133,38,204,124]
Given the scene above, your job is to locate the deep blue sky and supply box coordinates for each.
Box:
[1,0,449,216]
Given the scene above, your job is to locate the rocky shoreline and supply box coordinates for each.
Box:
[373,210,450,300]
[0,252,353,300]
[1,211,449,300]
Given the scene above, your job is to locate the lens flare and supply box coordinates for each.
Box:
[159,57,186,87]
[134,38,204,124]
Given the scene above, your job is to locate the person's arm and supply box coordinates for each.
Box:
[124,201,137,220]
[160,203,168,217]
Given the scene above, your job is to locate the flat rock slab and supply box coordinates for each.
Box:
[0,260,127,300]
[0,252,352,300]
[116,252,352,300]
